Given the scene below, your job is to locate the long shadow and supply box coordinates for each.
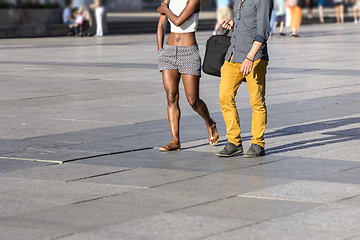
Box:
[264,117,360,155]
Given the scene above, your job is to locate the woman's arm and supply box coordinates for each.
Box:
[156,14,166,50]
[157,0,200,27]
[90,0,99,9]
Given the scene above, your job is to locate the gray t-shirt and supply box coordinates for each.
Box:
[225,0,270,63]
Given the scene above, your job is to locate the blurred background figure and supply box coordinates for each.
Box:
[213,0,233,35]
[90,0,106,36]
[269,0,277,36]
[73,6,92,36]
[63,0,75,28]
[307,0,315,18]
[334,0,345,23]
[286,0,306,37]
[318,0,326,23]
[272,0,286,36]
[353,0,360,23]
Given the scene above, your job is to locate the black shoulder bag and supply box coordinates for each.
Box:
[202,30,231,77]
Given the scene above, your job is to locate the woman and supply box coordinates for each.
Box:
[90,0,106,36]
[334,0,345,24]
[354,0,360,23]
[317,0,326,23]
[156,0,219,151]
[286,0,306,37]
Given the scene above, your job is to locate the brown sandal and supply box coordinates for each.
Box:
[159,140,181,152]
[207,121,219,146]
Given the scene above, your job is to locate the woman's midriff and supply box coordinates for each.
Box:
[167,32,197,46]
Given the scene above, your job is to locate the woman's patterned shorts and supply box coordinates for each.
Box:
[157,44,201,76]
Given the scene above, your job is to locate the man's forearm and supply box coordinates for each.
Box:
[246,41,263,60]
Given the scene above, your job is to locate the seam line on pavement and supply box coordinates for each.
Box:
[149,173,215,189]
[236,195,330,204]
[164,195,238,214]
[0,156,63,164]
[65,169,133,182]
[63,147,154,163]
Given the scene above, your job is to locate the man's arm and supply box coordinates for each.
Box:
[241,0,270,76]
[240,41,262,76]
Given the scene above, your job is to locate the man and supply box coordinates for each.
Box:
[216,0,270,158]
[63,0,74,27]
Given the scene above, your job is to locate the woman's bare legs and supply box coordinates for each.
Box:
[162,69,181,144]
[336,5,344,24]
[182,74,219,145]
[319,5,324,23]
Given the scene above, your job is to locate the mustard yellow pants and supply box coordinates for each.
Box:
[219,58,268,148]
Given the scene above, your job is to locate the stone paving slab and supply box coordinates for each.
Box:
[0,226,66,240]
[226,157,360,180]
[0,158,52,173]
[239,180,360,203]
[0,177,139,205]
[0,148,105,164]
[0,198,62,218]
[1,196,162,233]
[153,172,295,199]
[77,167,210,188]
[307,167,360,185]
[203,216,359,240]
[73,149,288,173]
[170,196,322,224]
[59,213,248,240]
[0,163,130,182]
[248,203,360,238]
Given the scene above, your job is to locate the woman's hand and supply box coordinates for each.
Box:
[222,19,234,30]
[157,2,168,15]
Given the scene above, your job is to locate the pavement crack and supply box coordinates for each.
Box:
[149,172,215,189]
[164,195,238,214]
[51,233,75,240]
[72,193,121,205]
[64,147,154,163]
[66,169,133,182]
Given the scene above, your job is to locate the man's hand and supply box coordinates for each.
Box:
[222,19,234,30]
[157,2,168,15]
[240,58,253,76]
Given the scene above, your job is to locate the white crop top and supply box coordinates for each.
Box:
[168,0,199,33]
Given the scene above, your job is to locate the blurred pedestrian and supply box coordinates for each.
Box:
[286,0,306,37]
[334,0,345,23]
[213,0,233,35]
[270,0,276,36]
[156,0,219,151]
[90,0,106,36]
[63,0,74,27]
[273,0,286,36]
[307,0,315,18]
[318,0,326,23]
[353,0,360,23]
[216,0,270,158]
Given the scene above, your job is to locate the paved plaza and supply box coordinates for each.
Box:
[0,22,360,239]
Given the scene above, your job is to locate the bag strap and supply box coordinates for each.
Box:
[162,0,170,47]
[223,29,230,36]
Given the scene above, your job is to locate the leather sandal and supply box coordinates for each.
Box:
[207,120,219,145]
[159,140,181,152]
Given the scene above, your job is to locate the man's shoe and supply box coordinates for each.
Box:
[216,142,243,157]
[244,144,265,158]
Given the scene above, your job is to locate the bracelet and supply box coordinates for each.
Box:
[245,57,254,62]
